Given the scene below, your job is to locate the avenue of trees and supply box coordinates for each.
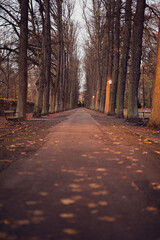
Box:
[0,0,80,119]
[83,0,160,121]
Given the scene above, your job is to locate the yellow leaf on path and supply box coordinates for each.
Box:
[92,190,108,196]
[72,196,82,201]
[98,201,108,206]
[96,176,102,179]
[3,220,10,225]
[91,210,99,214]
[136,170,143,173]
[16,219,30,226]
[60,213,75,219]
[60,199,75,205]
[26,201,38,206]
[96,168,107,172]
[10,145,16,148]
[33,210,43,216]
[21,152,27,155]
[145,206,158,212]
[39,192,48,196]
[87,203,98,208]
[0,160,13,163]
[151,182,160,190]
[63,228,78,235]
[89,183,101,189]
[155,151,160,154]
[98,216,116,222]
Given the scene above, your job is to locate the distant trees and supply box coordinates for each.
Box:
[84,0,159,121]
[0,0,80,118]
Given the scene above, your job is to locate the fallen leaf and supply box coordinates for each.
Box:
[3,220,10,225]
[89,183,101,189]
[98,201,108,206]
[96,168,107,172]
[90,210,99,214]
[92,190,108,196]
[33,210,43,216]
[39,192,48,196]
[151,182,160,190]
[15,219,30,226]
[87,203,97,208]
[60,213,75,219]
[72,196,82,201]
[136,170,143,173]
[155,151,160,154]
[60,199,75,205]
[63,228,78,235]
[98,216,116,222]
[0,160,13,163]
[145,206,158,212]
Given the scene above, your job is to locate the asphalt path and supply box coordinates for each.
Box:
[0,108,160,240]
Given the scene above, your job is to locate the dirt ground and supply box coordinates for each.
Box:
[0,108,160,173]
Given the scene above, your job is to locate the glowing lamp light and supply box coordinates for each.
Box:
[108,80,112,85]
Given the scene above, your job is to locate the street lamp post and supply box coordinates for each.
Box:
[104,79,112,114]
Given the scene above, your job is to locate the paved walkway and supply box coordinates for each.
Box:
[0,108,160,240]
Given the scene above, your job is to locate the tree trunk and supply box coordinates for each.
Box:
[148,20,160,128]
[33,49,44,118]
[17,0,28,120]
[108,0,121,116]
[54,0,63,113]
[116,0,132,118]
[42,0,51,115]
[127,0,146,120]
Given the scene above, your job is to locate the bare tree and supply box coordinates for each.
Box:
[108,0,121,116]
[116,0,132,118]
[42,0,51,115]
[16,0,29,120]
[127,0,146,120]
[148,19,160,128]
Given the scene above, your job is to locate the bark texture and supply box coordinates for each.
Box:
[42,0,51,115]
[127,0,146,120]
[17,0,28,120]
[148,20,160,128]
[116,0,132,118]
[108,0,121,116]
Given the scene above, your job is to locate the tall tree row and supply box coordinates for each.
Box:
[84,0,159,121]
[0,0,80,118]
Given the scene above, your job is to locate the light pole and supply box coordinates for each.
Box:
[104,79,112,114]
